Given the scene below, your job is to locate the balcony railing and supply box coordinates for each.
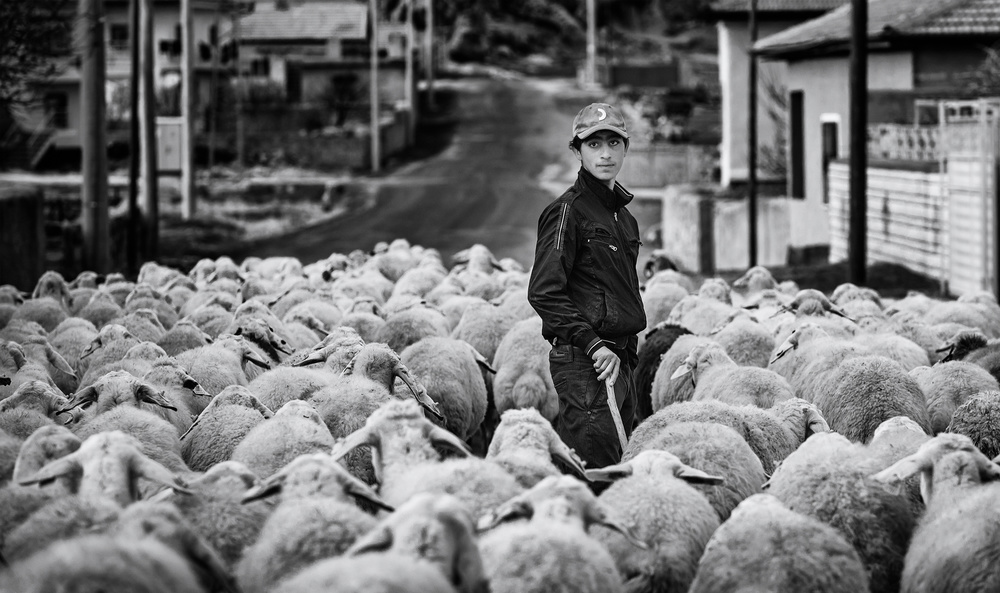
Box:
[867,124,940,162]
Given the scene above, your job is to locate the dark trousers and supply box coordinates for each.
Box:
[549,341,637,471]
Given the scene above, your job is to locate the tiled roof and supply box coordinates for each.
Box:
[711,0,847,13]
[240,1,367,41]
[755,0,1000,55]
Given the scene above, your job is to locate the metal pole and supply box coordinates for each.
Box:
[370,0,380,172]
[180,0,196,219]
[849,0,868,285]
[79,0,110,273]
[139,0,158,260]
[586,0,596,85]
[747,0,759,267]
[425,0,434,110]
[128,0,140,273]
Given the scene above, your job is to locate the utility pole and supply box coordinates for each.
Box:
[849,0,867,284]
[747,0,759,267]
[180,0,196,219]
[128,0,140,274]
[233,8,245,169]
[424,0,434,110]
[586,0,596,85]
[139,0,158,260]
[404,0,415,143]
[370,0,380,172]
[79,0,110,273]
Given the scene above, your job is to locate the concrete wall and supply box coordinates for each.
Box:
[617,145,715,189]
[718,19,795,187]
[783,51,914,248]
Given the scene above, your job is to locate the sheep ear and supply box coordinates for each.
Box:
[182,376,212,398]
[8,343,27,370]
[342,473,395,512]
[470,348,496,375]
[136,385,177,411]
[44,345,77,379]
[79,337,101,359]
[295,352,328,367]
[587,503,648,549]
[60,385,99,413]
[172,522,241,593]
[549,439,589,482]
[675,464,725,485]
[394,365,444,421]
[804,407,831,438]
[347,525,394,556]
[770,337,796,364]
[872,450,932,498]
[426,424,472,457]
[586,462,633,482]
[132,453,192,496]
[241,473,285,503]
[19,453,81,487]
[243,349,270,369]
[670,362,692,381]
[477,499,532,532]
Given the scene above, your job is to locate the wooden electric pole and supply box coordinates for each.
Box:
[127,0,140,274]
[405,0,415,143]
[180,0,196,219]
[139,0,158,260]
[370,0,380,172]
[424,0,434,110]
[747,0,759,267]
[79,0,110,273]
[849,0,867,284]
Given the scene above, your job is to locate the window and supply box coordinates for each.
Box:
[44,93,69,129]
[109,23,129,51]
[820,115,840,205]
[250,57,270,77]
[789,90,805,199]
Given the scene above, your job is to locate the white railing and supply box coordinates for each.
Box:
[867,124,940,162]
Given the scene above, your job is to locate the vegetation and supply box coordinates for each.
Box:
[0,0,75,106]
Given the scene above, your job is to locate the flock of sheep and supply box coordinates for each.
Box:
[1,238,1000,593]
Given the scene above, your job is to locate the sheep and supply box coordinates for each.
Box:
[731,265,778,299]
[226,317,293,368]
[857,332,930,372]
[485,408,588,488]
[49,317,98,372]
[124,287,179,331]
[945,389,1000,459]
[180,386,273,472]
[768,323,872,402]
[439,294,488,332]
[629,397,829,475]
[477,475,646,593]
[230,399,336,479]
[248,365,335,411]
[671,342,794,409]
[76,289,125,330]
[633,322,691,421]
[76,323,141,384]
[910,361,999,433]
[2,379,72,423]
[831,282,883,308]
[0,284,27,306]
[0,318,46,345]
[7,334,77,394]
[156,319,213,357]
[923,299,1000,338]
[280,312,325,350]
[939,329,1000,384]
[665,294,737,336]
[142,358,214,417]
[399,336,489,441]
[338,296,387,343]
[1,340,60,400]
[375,302,451,354]
[175,333,271,396]
[710,314,775,368]
[1,530,206,593]
[9,296,68,333]
[2,492,123,563]
[185,303,235,339]
[622,421,765,521]
[331,398,523,520]
[236,453,390,593]
[271,552,459,593]
[815,355,931,443]
[11,425,81,496]
[332,266,395,305]
[345,493,488,593]
[585,450,723,593]
[491,316,557,421]
[649,334,714,411]
[72,405,189,476]
[104,308,168,344]
[873,434,1000,593]
[688,493,869,593]
[763,431,916,593]
[451,300,521,363]
[0,408,55,441]
[61,370,192,435]
[646,268,697,294]
[641,281,689,329]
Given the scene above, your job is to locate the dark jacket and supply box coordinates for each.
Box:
[528,168,647,356]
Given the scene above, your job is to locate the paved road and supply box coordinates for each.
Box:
[229,76,662,272]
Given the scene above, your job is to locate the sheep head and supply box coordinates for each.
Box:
[936,329,989,363]
[343,343,443,419]
[873,433,1000,506]
[12,425,82,494]
[79,324,135,359]
[241,452,392,511]
[477,475,648,549]
[60,371,178,420]
[292,326,365,368]
[771,397,831,442]
[18,430,191,506]
[487,408,588,481]
[32,270,71,310]
[0,380,70,418]
[585,449,724,486]
[347,493,487,593]
[670,342,733,386]
[769,323,829,364]
[732,265,777,292]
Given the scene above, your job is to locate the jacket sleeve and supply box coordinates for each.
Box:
[527,200,603,356]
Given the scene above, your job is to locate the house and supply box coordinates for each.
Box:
[754,0,1000,252]
[3,0,234,170]
[712,0,848,188]
[238,0,412,106]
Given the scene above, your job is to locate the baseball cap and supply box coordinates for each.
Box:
[572,102,629,140]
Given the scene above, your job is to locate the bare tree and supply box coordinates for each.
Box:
[965,43,1000,95]
[758,67,787,178]
[0,0,76,106]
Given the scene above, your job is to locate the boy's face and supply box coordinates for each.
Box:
[572,130,627,186]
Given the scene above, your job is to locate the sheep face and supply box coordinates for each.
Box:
[61,370,178,421]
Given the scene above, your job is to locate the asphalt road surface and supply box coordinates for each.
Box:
[229,75,662,274]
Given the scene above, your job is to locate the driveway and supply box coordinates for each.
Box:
[228,75,663,273]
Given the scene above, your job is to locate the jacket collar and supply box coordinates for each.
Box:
[575,167,634,212]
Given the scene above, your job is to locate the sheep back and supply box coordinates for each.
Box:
[912,362,999,433]
[634,323,690,421]
[945,389,1000,459]
[492,317,557,421]
[400,337,487,441]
